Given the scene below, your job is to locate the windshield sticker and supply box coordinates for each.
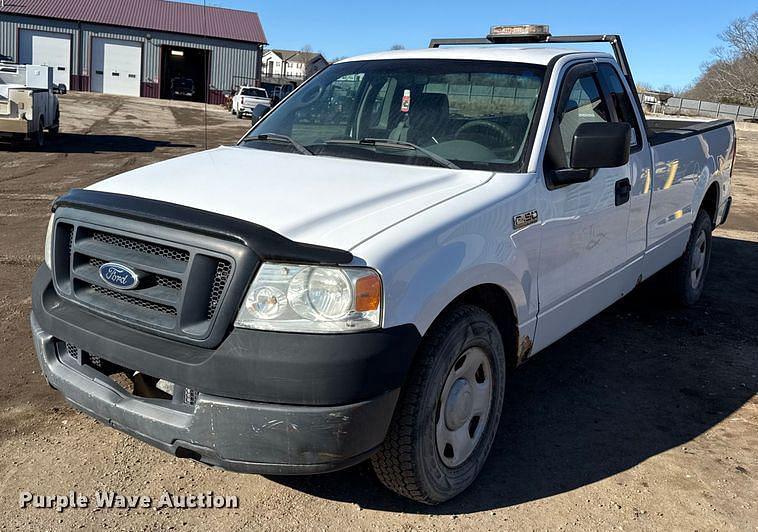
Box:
[401,89,411,113]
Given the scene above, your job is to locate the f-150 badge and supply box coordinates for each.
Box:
[513,210,538,230]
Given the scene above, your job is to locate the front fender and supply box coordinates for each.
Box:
[352,173,541,339]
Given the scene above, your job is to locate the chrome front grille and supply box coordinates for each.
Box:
[51,217,241,345]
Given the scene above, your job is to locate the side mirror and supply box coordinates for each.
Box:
[552,122,631,186]
[571,122,631,169]
[252,104,269,119]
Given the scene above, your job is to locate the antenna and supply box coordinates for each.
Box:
[203,0,208,150]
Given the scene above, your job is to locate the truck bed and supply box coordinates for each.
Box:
[641,117,735,281]
[647,118,734,146]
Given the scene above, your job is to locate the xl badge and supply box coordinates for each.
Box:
[513,210,538,230]
[99,262,140,290]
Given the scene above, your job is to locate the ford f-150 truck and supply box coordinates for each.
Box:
[31,25,735,504]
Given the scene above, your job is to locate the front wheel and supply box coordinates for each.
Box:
[371,305,506,504]
[668,209,713,305]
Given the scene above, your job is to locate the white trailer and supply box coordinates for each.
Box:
[0,64,61,147]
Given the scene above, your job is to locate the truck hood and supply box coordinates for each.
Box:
[88,146,493,251]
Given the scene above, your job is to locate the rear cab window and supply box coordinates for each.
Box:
[242,88,268,98]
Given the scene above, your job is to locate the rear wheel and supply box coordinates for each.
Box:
[667,209,713,305]
[49,109,60,136]
[31,116,45,148]
[371,305,506,504]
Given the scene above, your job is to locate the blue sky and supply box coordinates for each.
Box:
[202,0,753,90]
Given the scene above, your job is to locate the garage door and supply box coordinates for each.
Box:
[18,30,71,89]
[91,38,142,97]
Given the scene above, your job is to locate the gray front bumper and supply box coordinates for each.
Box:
[31,312,398,474]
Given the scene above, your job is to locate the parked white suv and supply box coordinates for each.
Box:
[32,26,734,504]
[231,86,270,118]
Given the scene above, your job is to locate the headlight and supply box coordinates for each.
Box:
[234,263,382,333]
[43,214,55,269]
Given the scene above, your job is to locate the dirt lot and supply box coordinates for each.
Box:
[0,92,756,531]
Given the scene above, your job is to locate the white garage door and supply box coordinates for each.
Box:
[19,30,71,89]
[91,38,142,97]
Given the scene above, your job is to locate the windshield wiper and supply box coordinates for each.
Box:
[325,138,460,170]
[245,133,313,156]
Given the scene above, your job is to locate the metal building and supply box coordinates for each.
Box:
[0,0,267,104]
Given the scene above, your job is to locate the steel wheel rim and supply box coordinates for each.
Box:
[690,230,707,289]
[436,347,493,468]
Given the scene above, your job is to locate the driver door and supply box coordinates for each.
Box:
[533,62,635,352]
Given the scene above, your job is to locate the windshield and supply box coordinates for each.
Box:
[241,59,545,172]
[242,88,267,97]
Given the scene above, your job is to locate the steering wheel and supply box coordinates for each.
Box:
[455,120,514,149]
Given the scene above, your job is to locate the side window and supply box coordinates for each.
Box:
[598,64,641,147]
[556,74,611,166]
[290,73,365,144]
[366,78,397,130]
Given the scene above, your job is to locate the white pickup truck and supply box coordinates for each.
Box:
[32,26,734,504]
[0,64,60,147]
[231,85,271,118]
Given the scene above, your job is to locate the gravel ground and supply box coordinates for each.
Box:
[0,92,755,531]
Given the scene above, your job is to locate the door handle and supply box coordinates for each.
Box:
[615,178,632,206]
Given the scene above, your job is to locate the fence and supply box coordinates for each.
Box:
[662,98,758,122]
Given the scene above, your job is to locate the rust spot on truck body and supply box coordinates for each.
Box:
[517,335,533,365]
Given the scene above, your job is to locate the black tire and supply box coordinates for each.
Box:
[32,116,45,148]
[371,305,506,504]
[668,209,713,306]
[49,109,60,135]
[231,107,237,115]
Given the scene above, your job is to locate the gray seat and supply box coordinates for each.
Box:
[389,93,450,145]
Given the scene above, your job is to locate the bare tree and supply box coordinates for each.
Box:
[686,12,758,106]
[390,44,405,50]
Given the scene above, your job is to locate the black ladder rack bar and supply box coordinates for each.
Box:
[429,33,645,134]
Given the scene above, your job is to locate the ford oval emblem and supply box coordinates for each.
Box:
[98,262,140,290]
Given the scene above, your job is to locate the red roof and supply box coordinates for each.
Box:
[0,0,267,44]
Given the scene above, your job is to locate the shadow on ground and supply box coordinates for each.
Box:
[0,133,195,153]
[273,235,758,514]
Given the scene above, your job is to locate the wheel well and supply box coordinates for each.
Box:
[700,182,720,227]
[447,284,519,370]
